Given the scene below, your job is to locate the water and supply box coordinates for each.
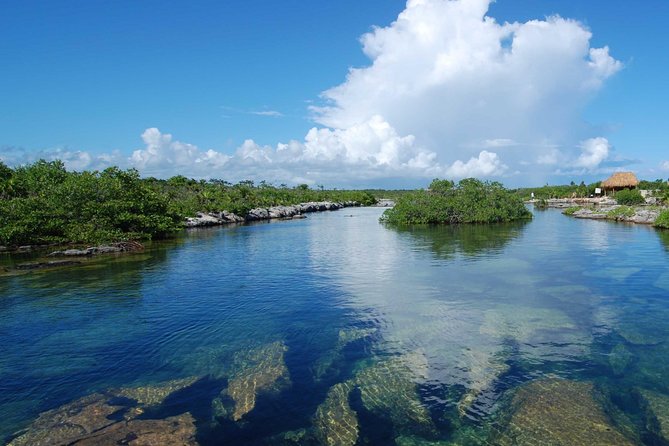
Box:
[1,207,669,444]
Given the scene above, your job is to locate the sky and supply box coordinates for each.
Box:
[1,0,668,188]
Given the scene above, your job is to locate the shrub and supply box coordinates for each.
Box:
[380,178,532,225]
[563,206,580,216]
[615,189,644,206]
[607,206,635,219]
[655,210,669,229]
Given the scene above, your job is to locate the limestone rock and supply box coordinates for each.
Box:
[313,381,359,446]
[638,389,669,442]
[224,341,291,421]
[8,394,127,446]
[493,379,634,446]
[354,352,435,434]
[72,413,198,446]
[109,376,199,407]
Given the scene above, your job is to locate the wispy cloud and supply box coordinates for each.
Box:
[250,110,284,117]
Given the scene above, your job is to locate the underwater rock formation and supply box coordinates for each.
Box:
[313,381,359,446]
[480,305,575,343]
[638,389,669,442]
[109,376,199,407]
[222,341,291,421]
[493,379,634,446]
[456,348,509,418]
[7,392,198,446]
[312,328,376,381]
[354,352,435,435]
[609,343,634,376]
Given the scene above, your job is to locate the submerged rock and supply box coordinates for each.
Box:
[480,305,575,343]
[9,379,201,446]
[313,328,376,381]
[221,341,291,421]
[313,381,359,446]
[109,376,199,407]
[14,260,82,270]
[8,394,124,446]
[70,413,198,446]
[638,389,669,442]
[609,343,634,376]
[456,349,509,418]
[493,379,634,445]
[354,352,435,435]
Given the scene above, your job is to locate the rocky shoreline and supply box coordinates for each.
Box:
[185,200,360,228]
[567,205,662,225]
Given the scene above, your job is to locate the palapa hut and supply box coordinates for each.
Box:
[600,172,639,195]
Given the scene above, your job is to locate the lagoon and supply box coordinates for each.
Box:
[2,207,669,444]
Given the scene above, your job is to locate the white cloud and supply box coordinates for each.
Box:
[129,128,231,177]
[660,160,669,172]
[573,137,611,170]
[445,150,507,177]
[250,110,284,117]
[312,0,621,178]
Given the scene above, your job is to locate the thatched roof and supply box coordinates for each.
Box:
[601,172,639,189]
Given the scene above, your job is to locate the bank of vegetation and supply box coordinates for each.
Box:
[0,160,376,247]
[514,179,669,201]
[381,178,532,225]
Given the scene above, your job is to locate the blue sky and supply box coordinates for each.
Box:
[1,0,668,187]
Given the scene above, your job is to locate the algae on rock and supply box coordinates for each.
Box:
[313,381,359,446]
[7,393,199,446]
[220,340,291,421]
[109,376,199,407]
[313,328,376,381]
[354,352,435,435]
[493,379,634,446]
[638,389,669,442]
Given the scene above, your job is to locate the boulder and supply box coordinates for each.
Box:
[313,381,359,446]
[493,379,634,445]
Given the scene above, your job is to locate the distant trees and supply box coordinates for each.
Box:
[381,178,532,225]
[0,160,377,247]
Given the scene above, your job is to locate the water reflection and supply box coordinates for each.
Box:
[391,221,527,260]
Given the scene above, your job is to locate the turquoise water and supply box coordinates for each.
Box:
[1,207,669,444]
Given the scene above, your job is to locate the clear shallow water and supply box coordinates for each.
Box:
[1,207,669,445]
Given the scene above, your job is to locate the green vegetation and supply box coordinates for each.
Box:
[614,189,645,206]
[607,206,636,219]
[0,160,376,247]
[563,206,581,216]
[514,181,600,200]
[381,178,532,225]
[655,210,669,229]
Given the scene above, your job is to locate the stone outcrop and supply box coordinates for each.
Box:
[569,205,662,225]
[9,380,201,446]
[313,381,359,446]
[185,201,359,227]
[47,241,144,257]
[8,398,198,446]
[212,341,291,421]
[493,379,634,446]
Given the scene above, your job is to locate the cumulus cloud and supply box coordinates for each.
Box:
[129,128,230,177]
[573,137,610,170]
[3,0,622,186]
[660,160,669,172]
[312,0,621,178]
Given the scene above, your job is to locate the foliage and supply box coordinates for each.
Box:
[535,198,548,209]
[655,210,669,229]
[514,181,600,200]
[563,206,580,216]
[614,188,645,206]
[0,160,377,247]
[380,178,532,225]
[607,206,636,219]
[0,162,180,246]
